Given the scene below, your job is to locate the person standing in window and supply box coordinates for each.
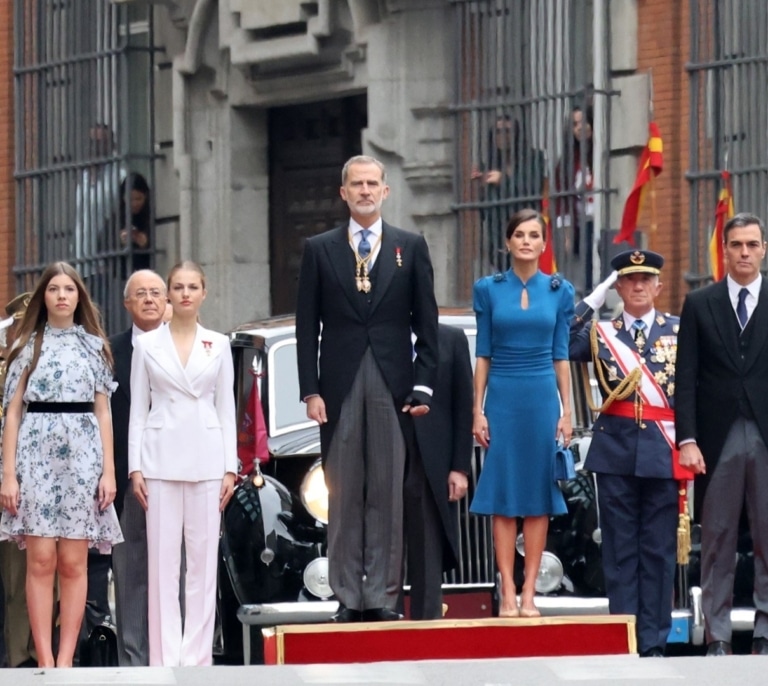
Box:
[555,106,594,292]
[128,261,237,666]
[0,262,122,668]
[471,115,548,273]
[117,173,152,278]
[470,209,574,618]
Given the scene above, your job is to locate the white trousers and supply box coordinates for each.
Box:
[145,479,220,666]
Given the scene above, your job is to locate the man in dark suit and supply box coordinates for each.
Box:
[406,323,473,619]
[296,155,439,622]
[676,212,768,656]
[570,250,682,657]
[110,269,167,665]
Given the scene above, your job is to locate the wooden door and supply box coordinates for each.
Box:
[269,95,367,314]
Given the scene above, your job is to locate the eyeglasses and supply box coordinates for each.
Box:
[131,288,165,300]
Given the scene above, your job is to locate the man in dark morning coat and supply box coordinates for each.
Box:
[406,323,473,619]
[676,212,768,657]
[570,249,682,658]
[296,155,439,622]
[110,270,167,665]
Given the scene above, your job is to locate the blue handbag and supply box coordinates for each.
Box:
[553,444,576,482]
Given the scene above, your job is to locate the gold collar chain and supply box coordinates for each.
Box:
[349,230,382,293]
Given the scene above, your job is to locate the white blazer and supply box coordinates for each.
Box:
[127,324,238,481]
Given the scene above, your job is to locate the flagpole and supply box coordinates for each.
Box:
[647,71,658,244]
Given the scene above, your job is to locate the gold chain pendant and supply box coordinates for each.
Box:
[355,262,372,293]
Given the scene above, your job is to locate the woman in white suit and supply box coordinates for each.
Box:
[128,261,237,666]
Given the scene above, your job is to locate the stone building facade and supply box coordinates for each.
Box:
[2,0,766,331]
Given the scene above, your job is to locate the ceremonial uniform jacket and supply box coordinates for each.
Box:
[569,302,679,479]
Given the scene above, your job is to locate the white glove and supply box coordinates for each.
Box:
[583,270,619,311]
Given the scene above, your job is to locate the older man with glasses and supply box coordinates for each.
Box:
[109,270,168,665]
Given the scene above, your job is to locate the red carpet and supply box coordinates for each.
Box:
[262,615,636,665]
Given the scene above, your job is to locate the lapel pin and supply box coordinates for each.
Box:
[202,340,213,356]
[395,247,403,267]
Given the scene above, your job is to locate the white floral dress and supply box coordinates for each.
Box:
[0,325,124,552]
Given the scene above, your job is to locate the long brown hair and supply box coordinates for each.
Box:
[7,262,113,373]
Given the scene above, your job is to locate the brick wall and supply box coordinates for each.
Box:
[635,0,691,314]
[0,0,15,306]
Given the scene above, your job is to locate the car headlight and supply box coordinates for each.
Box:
[515,533,525,557]
[303,557,333,599]
[535,551,564,594]
[300,458,329,524]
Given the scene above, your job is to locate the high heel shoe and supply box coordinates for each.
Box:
[519,603,541,618]
[498,592,520,617]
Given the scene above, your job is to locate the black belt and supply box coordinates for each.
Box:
[27,402,94,414]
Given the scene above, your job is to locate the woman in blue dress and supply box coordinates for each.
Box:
[0,262,122,667]
[470,208,574,618]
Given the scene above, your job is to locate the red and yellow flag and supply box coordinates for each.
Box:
[539,195,557,275]
[614,122,664,245]
[708,170,734,281]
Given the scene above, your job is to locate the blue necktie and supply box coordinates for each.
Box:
[358,229,371,258]
[632,319,646,350]
[737,287,749,328]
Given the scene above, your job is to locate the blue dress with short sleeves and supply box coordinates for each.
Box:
[470,270,574,517]
[0,325,124,552]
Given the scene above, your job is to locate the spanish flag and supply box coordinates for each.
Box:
[614,122,664,245]
[539,195,557,275]
[237,372,270,475]
[708,170,734,281]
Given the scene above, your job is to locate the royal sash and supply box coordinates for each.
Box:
[595,321,692,479]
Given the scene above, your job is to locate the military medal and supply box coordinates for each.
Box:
[202,340,213,357]
[395,247,403,267]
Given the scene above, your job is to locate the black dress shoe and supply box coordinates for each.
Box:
[330,605,362,623]
[706,640,732,656]
[362,608,404,622]
[752,637,768,655]
[639,647,665,658]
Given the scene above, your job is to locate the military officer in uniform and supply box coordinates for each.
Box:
[570,250,686,658]
[0,292,37,668]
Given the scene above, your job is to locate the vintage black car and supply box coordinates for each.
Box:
[216,313,755,662]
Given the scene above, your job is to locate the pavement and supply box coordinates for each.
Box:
[4,654,768,686]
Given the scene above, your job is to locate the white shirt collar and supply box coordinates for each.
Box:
[726,273,762,301]
[131,322,165,345]
[349,217,383,239]
[622,309,655,332]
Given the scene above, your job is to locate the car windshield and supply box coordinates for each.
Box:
[269,339,312,434]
